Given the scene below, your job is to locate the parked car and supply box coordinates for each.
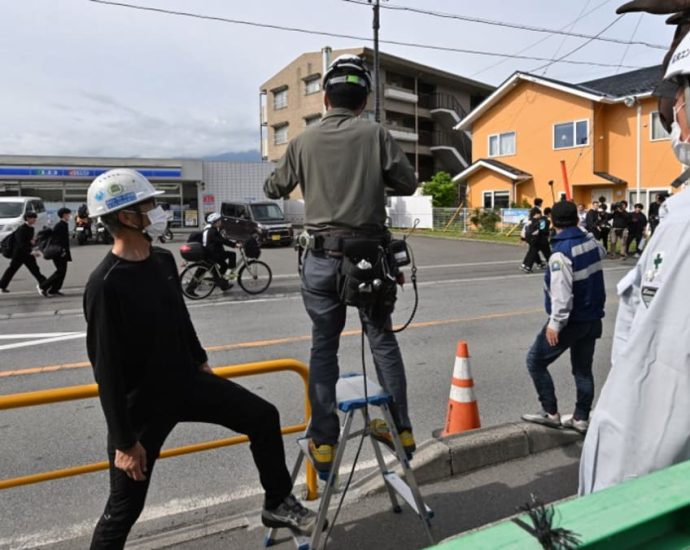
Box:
[0,196,53,241]
[220,201,293,246]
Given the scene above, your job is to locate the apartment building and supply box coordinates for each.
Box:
[259,47,494,184]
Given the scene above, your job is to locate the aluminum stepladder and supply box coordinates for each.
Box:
[265,373,434,550]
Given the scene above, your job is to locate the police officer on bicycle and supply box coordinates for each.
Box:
[203,212,236,291]
[264,54,418,473]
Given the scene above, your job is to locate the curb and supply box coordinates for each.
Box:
[353,421,582,497]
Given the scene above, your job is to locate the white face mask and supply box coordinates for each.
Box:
[671,99,690,166]
[142,206,168,238]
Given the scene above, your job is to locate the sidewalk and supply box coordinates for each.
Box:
[116,424,584,550]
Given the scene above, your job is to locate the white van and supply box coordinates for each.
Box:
[0,197,53,241]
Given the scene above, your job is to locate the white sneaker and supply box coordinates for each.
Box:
[521,410,561,428]
[561,414,589,434]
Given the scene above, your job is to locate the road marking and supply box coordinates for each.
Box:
[0,333,82,339]
[0,307,546,378]
[0,332,85,352]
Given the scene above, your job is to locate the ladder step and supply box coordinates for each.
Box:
[336,374,391,412]
[383,472,433,518]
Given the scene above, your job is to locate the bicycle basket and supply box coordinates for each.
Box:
[243,237,261,259]
[179,242,205,261]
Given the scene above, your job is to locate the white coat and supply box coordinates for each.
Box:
[579,188,690,494]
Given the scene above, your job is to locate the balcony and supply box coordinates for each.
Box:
[384,87,418,103]
[430,93,468,129]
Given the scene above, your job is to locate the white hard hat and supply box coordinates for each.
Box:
[207,212,222,223]
[323,54,372,93]
[665,32,690,81]
[87,169,164,217]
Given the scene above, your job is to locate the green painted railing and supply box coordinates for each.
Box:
[429,459,690,549]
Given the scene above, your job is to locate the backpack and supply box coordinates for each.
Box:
[35,228,54,251]
[187,230,203,244]
[1,232,15,259]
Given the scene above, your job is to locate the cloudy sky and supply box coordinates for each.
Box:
[0,0,676,159]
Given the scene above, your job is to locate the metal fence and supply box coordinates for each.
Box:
[431,208,528,233]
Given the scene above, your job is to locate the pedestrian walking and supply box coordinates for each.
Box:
[584,201,601,238]
[581,1,690,494]
[521,208,550,273]
[0,211,47,294]
[38,207,72,296]
[597,203,611,253]
[521,201,606,432]
[609,201,630,257]
[648,193,666,235]
[84,168,317,549]
[265,54,418,473]
[624,203,647,257]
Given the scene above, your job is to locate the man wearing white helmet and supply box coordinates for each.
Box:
[84,169,317,547]
[579,1,690,494]
[202,212,236,292]
[265,54,418,474]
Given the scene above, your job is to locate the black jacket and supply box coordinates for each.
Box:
[12,223,34,259]
[611,209,630,229]
[52,219,72,262]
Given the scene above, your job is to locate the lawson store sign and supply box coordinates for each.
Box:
[0,167,183,179]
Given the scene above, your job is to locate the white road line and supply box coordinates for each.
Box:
[0,332,82,339]
[0,333,86,351]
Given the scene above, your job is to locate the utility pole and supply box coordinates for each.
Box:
[368,0,381,122]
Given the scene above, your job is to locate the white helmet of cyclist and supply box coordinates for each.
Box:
[322,54,372,94]
[207,212,222,224]
[87,169,164,217]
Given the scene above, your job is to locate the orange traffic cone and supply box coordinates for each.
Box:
[442,341,480,436]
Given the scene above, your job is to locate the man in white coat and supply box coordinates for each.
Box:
[580,1,690,494]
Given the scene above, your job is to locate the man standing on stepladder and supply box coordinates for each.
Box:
[264,54,418,474]
[84,169,317,549]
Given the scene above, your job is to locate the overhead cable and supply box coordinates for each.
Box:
[88,0,645,70]
[342,0,666,50]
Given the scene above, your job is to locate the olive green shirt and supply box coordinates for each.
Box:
[264,107,418,232]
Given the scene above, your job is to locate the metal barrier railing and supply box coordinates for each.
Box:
[0,359,318,499]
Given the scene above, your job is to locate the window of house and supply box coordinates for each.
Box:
[488,132,516,157]
[650,112,670,141]
[304,114,321,127]
[553,120,589,149]
[273,88,288,110]
[482,190,510,209]
[273,124,288,145]
[304,76,321,95]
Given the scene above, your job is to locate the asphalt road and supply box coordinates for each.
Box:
[0,235,632,548]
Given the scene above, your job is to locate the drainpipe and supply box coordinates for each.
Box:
[322,46,332,116]
[636,101,642,204]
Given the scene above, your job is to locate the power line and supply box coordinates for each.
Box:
[615,13,644,74]
[342,0,666,50]
[541,0,593,77]
[88,0,645,70]
[530,15,625,73]
[471,0,614,78]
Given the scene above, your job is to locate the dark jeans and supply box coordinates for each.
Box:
[522,239,551,270]
[300,250,411,445]
[599,227,610,252]
[0,253,46,289]
[40,258,68,293]
[90,372,293,550]
[525,319,602,421]
[625,232,644,255]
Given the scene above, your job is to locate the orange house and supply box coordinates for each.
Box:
[453,66,682,211]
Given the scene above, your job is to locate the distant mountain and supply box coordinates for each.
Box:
[202,150,262,162]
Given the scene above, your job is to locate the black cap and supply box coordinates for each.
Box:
[551,201,578,228]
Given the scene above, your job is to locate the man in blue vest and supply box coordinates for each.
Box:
[522,200,606,433]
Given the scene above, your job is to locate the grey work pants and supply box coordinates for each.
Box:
[301,250,411,445]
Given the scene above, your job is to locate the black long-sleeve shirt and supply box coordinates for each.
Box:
[84,247,208,450]
[12,223,34,258]
[52,219,71,261]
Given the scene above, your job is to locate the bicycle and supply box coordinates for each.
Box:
[179,242,272,299]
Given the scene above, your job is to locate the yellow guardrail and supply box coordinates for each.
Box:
[0,359,318,499]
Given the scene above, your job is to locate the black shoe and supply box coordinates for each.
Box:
[261,495,322,535]
[0,288,8,294]
[48,291,65,297]
[36,285,50,298]
[520,265,533,273]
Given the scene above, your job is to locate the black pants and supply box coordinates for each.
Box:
[0,253,46,289]
[522,239,551,270]
[40,258,68,293]
[625,232,643,255]
[90,372,293,550]
[599,228,610,252]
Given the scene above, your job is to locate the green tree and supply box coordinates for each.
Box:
[422,171,457,207]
